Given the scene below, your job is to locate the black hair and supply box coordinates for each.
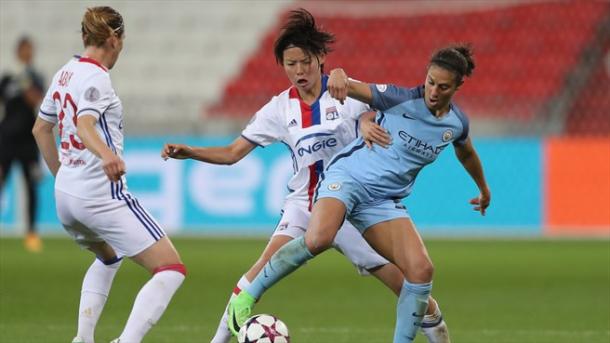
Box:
[273,8,335,70]
[429,44,475,86]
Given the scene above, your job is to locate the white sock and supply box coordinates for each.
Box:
[422,304,451,343]
[423,303,443,325]
[76,258,122,343]
[118,269,185,343]
[210,275,251,343]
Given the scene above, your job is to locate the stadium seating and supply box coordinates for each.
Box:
[1,1,607,135]
[0,1,287,133]
[565,51,610,136]
[207,1,609,133]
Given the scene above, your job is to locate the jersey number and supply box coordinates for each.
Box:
[52,91,85,150]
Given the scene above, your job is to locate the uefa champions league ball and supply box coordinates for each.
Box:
[237,314,290,343]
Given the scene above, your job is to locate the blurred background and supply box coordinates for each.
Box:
[1,0,609,237]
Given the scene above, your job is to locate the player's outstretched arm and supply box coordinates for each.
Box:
[328,68,373,105]
[162,136,256,165]
[77,114,125,182]
[32,117,60,176]
[454,137,491,215]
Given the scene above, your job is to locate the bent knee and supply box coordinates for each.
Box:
[419,261,434,282]
[305,234,333,254]
[403,260,434,283]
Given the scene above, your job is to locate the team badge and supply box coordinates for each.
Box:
[84,87,100,102]
[376,84,388,92]
[325,106,339,120]
[442,129,453,142]
[328,182,341,191]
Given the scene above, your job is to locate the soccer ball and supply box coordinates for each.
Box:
[237,314,290,343]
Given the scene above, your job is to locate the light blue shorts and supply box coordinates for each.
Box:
[314,168,409,233]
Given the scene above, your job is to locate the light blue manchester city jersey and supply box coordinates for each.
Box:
[326,84,469,200]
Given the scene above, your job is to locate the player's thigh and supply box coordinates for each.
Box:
[363,217,433,283]
[305,197,347,254]
[310,168,372,253]
[270,201,310,240]
[87,241,119,261]
[333,221,389,275]
[130,236,182,273]
[347,198,412,267]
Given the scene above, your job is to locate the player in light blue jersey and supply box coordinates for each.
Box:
[229,44,490,343]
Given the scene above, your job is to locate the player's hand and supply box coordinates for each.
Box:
[360,113,391,149]
[101,153,126,182]
[328,68,349,104]
[162,143,193,160]
[469,188,491,216]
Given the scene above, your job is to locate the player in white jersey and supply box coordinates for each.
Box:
[162,9,449,343]
[31,7,186,343]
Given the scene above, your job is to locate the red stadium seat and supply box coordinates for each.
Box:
[206,1,608,127]
[565,57,610,136]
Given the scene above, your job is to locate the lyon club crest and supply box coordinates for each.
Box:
[325,106,339,120]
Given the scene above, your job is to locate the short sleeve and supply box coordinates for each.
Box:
[452,106,470,146]
[76,73,113,120]
[344,97,371,120]
[241,97,287,147]
[369,84,424,111]
[38,86,58,124]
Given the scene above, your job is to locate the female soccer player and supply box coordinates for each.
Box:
[32,7,186,343]
[229,43,491,343]
[162,9,449,343]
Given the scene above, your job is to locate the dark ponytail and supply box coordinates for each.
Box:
[273,8,335,67]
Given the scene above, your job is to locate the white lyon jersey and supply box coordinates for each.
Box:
[38,56,125,199]
[242,75,369,209]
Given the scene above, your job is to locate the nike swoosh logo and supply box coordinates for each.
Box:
[231,312,241,333]
[402,113,416,120]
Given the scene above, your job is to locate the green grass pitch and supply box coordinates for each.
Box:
[1,237,608,342]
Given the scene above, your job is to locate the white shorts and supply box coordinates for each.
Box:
[55,189,166,257]
[272,200,389,275]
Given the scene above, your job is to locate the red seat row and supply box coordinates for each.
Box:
[207,1,608,126]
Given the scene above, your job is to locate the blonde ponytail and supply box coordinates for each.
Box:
[81,6,124,47]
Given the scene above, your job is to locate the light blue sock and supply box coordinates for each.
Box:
[394,280,432,343]
[246,236,314,299]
